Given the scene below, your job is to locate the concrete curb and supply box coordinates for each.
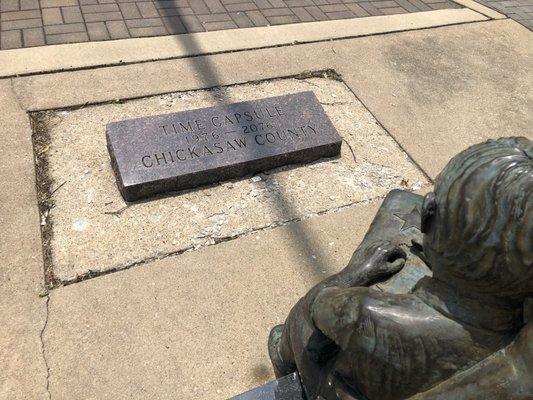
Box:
[0,8,487,78]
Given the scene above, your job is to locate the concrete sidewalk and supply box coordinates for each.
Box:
[0,11,532,400]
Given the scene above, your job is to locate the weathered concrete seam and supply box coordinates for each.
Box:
[9,77,26,114]
[374,116,433,183]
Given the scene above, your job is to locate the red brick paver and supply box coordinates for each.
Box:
[0,0,462,49]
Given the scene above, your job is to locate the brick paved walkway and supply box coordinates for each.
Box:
[0,0,461,49]
[475,0,532,29]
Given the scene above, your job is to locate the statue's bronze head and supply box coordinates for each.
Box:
[421,137,532,302]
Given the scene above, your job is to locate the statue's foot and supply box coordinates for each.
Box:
[268,324,296,378]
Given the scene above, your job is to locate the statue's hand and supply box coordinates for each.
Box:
[343,240,407,286]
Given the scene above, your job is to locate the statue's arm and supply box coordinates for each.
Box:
[290,240,407,322]
[319,240,407,290]
[270,240,407,389]
[408,322,533,400]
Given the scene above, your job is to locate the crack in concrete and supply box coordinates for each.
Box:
[337,78,434,185]
[342,138,357,164]
[39,295,52,400]
[320,101,353,106]
[103,205,128,217]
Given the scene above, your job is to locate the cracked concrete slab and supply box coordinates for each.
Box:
[44,199,393,400]
[36,77,428,283]
[0,81,49,399]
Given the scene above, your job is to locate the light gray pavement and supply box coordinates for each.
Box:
[0,14,532,400]
[43,203,383,400]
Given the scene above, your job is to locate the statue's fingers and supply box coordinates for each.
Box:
[383,244,404,261]
[388,257,406,274]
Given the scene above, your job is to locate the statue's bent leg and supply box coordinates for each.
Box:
[269,293,340,384]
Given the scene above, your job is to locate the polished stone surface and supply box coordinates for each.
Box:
[106,91,341,201]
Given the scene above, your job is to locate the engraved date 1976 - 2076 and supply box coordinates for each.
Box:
[184,121,272,146]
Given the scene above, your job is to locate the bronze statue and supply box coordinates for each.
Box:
[268,137,532,400]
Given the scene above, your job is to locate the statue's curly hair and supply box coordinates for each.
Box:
[424,137,532,301]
